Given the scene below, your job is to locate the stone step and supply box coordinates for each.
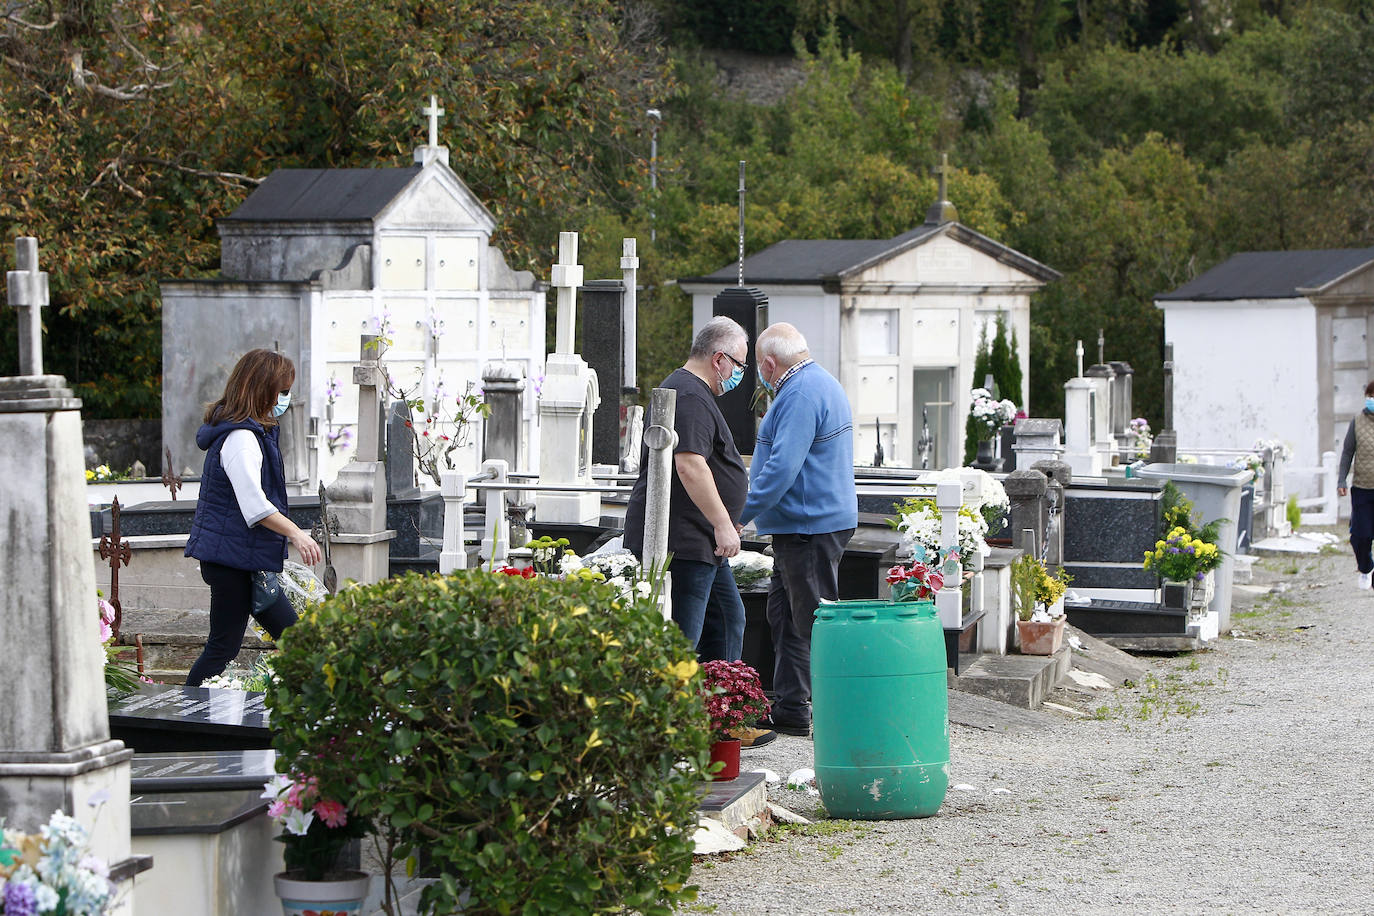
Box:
[950,648,1072,709]
[114,606,275,682]
[695,770,769,852]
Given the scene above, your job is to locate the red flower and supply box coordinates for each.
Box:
[520,566,537,579]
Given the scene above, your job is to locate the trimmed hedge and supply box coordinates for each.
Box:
[268,570,710,915]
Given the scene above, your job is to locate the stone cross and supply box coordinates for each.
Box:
[6,236,49,376]
[1162,342,1174,430]
[353,335,386,461]
[935,152,950,201]
[1097,328,1105,366]
[643,387,678,621]
[423,95,444,149]
[99,496,133,642]
[551,231,584,355]
[620,238,639,390]
[1075,339,1084,378]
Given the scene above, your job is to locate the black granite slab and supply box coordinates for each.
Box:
[1063,484,1162,565]
[695,770,765,810]
[130,787,269,836]
[1065,599,1187,638]
[131,749,277,793]
[108,684,272,752]
[1063,564,1158,589]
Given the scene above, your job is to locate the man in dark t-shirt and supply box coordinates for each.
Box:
[623,316,751,664]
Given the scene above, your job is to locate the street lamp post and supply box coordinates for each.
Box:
[647,108,661,242]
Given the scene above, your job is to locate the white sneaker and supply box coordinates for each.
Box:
[1359,572,1371,590]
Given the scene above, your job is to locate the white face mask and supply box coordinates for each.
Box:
[272,391,291,417]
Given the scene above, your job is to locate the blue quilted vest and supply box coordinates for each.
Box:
[184,417,289,572]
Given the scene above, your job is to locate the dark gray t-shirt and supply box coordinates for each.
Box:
[622,368,748,565]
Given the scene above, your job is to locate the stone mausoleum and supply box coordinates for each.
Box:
[679,173,1058,468]
[161,101,545,490]
[1155,246,1374,469]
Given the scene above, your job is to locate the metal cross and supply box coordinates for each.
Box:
[161,446,183,501]
[935,152,951,202]
[98,495,133,642]
[6,236,49,376]
[422,95,445,149]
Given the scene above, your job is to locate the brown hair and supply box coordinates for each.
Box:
[203,349,296,426]
[1365,379,1374,397]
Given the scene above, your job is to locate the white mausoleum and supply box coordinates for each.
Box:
[161,103,545,489]
[680,190,1058,468]
[1156,247,1374,466]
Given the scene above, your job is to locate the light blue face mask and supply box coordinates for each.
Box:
[757,369,774,396]
[718,364,744,396]
[1366,397,1374,414]
[272,391,291,418]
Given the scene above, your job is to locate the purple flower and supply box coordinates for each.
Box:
[1194,571,1205,581]
[5,880,38,916]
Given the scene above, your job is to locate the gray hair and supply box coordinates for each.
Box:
[757,323,808,362]
[690,316,747,360]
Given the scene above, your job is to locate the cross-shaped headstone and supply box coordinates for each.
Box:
[1076,339,1084,378]
[99,495,133,642]
[6,236,49,376]
[353,335,386,461]
[161,445,183,500]
[550,231,583,354]
[423,95,444,150]
[1098,327,1105,365]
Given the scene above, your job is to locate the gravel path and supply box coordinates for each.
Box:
[687,543,1374,914]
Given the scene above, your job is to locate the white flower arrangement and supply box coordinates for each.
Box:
[968,388,1017,438]
[1229,452,1263,482]
[0,810,114,915]
[729,551,774,589]
[893,497,989,562]
[559,550,652,600]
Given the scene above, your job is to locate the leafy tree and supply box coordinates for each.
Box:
[989,310,1022,406]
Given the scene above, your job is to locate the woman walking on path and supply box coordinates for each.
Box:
[1336,379,1374,589]
[183,349,322,685]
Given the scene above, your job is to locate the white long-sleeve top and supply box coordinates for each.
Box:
[220,429,278,527]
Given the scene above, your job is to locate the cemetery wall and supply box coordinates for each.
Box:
[1167,298,1319,464]
[83,419,162,472]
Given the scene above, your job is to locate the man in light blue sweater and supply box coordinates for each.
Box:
[739,323,857,736]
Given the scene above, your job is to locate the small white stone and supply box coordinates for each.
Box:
[952,783,979,792]
[786,768,816,790]
[992,788,1012,796]
[766,802,811,825]
[749,768,781,784]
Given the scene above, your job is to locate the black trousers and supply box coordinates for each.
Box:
[186,561,298,686]
[1351,487,1374,575]
[766,528,854,725]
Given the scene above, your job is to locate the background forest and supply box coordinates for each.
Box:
[2,0,1373,427]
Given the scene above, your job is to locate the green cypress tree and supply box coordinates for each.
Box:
[990,312,1023,409]
[965,322,995,464]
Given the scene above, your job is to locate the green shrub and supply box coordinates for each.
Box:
[268,570,710,916]
[1287,493,1302,531]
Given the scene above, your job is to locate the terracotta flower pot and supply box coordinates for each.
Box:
[709,738,741,781]
[1016,617,1066,656]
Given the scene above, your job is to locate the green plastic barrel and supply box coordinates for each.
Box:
[811,598,949,819]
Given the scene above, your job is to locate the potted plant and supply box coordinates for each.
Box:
[263,773,372,916]
[701,660,770,781]
[1010,555,1072,655]
[1144,526,1223,620]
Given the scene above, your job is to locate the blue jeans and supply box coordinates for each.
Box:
[671,558,745,662]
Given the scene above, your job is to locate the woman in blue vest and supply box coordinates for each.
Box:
[184,349,322,685]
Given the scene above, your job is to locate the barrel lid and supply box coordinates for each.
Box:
[815,599,936,622]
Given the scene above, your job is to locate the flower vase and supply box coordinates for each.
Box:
[709,738,741,781]
[1016,616,1066,655]
[274,871,371,916]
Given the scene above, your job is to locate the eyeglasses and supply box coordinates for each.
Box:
[719,351,747,370]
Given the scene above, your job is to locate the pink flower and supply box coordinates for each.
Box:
[98,598,116,623]
[99,618,113,642]
[267,800,288,819]
[312,799,348,828]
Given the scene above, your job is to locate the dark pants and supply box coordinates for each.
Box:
[766,529,854,725]
[1351,487,1374,574]
[671,558,745,663]
[186,561,297,686]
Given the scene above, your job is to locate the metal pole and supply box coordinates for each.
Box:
[643,387,677,621]
[648,109,661,242]
[737,160,746,287]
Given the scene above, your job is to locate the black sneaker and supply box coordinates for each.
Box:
[759,714,811,738]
